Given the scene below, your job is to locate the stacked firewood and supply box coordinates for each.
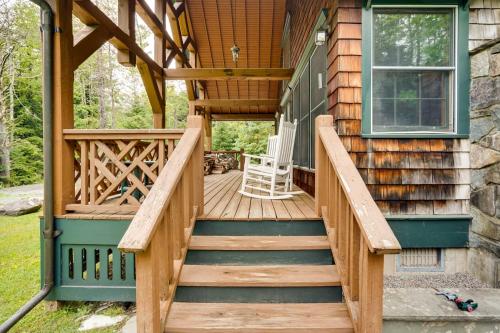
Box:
[204,154,238,175]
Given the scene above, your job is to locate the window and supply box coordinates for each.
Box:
[280,9,328,169]
[362,4,469,138]
[291,43,326,169]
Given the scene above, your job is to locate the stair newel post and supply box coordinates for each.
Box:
[135,231,161,333]
[187,115,205,217]
[315,115,333,216]
[358,242,384,333]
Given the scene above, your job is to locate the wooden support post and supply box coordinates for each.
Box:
[117,0,136,66]
[203,113,212,151]
[239,149,245,171]
[53,0,75,215]
[154,0,166,128]
[314,115,333,216]
[358,247,384,333]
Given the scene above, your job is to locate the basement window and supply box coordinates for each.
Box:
[397,248,444,272]
[361,3,470,138]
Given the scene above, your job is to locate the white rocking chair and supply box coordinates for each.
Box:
[239,115,302,200]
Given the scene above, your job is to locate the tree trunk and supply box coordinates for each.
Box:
[108,44,116,128]
[96,47,107,128]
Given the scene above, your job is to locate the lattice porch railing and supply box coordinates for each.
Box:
[64,129,184,214]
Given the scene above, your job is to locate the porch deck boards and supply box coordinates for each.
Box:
[60,170,317,221]
[202,170,319,220]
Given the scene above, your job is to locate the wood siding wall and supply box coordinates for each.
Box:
[287,0,470,216]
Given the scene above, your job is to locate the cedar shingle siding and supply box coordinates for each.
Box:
[287,0,470,216]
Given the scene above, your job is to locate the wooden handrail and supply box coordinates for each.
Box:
[118,116,204,332]
[63,128,184,140]
[314,115,401,333]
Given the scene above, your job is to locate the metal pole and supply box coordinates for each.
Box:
[0,1,54,331]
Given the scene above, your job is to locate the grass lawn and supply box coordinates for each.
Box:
[0,213,130,333]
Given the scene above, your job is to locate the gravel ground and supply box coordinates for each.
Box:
[384,273,489,289]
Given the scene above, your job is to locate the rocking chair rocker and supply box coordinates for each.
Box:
[239,115,302,200]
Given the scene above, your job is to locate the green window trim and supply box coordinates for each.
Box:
[361,1,470,139]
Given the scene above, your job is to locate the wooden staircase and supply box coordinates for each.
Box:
[165,220,353,332]
[118,115,401,333]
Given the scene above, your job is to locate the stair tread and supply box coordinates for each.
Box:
[165,302,354,332]
[179,265,340,287]
[189,235,330,250]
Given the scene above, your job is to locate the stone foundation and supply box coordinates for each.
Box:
[469,0,500,288]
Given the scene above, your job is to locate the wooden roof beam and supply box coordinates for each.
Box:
[73,0,163,74]
[190,99,280,108]
[211,113,276,121]
[135,0,163,37]
[73,25,112,70]
[164,68,294,81]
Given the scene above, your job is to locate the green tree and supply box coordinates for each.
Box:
[212,121,274,155]
[165,85,188,128]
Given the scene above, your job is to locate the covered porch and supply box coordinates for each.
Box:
[31,0,401,332]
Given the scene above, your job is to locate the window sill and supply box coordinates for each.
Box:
[361,133,469,139]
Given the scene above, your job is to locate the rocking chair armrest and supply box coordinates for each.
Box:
[243,153,272,161]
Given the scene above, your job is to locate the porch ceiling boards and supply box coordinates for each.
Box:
[186,0,286,117]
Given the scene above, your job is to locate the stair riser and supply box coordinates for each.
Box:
[194,221,326,236]
[175,286,343,303]
[185,250,334,265]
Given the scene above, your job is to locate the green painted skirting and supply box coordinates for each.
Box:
[386,215,471,248]
[194,220,327,236]
[175,286,343,303]
[185,250,333,265]
[40,217,135,302]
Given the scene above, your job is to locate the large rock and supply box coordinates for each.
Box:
[471,186,498,217]
[490,49,500,77]
[470,143,500,169]
[471,50,490,78]
[470,76,500,110]
[479,130,500,150]
[78,314,127,331]
[470,116,495,142]
[0,198,42,216]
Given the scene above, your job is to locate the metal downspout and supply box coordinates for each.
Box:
[0,1,54,331]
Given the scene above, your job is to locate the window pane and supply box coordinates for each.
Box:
[373,98,395,127]
[292,87,300,164]
[373,70,451,132]
[310,44,327,108]
[299,65,310,167]
[310,102,326,169]
[373,8,454,67]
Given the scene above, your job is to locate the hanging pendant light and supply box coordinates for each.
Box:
[230,0,239,64]
[231,44,240,63]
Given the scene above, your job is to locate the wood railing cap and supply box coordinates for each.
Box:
[63,128,185,140]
